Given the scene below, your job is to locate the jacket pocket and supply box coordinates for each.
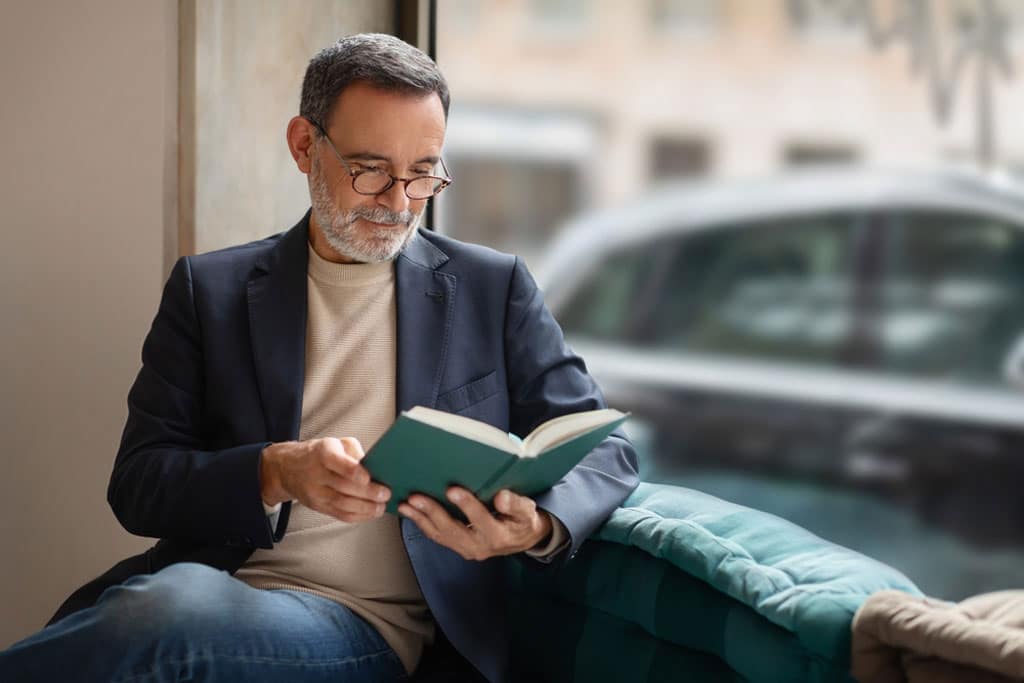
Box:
[435,370,499,414]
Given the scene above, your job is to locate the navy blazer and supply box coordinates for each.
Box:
[51,213,639,682]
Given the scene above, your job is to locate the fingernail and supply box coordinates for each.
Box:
[449,490,464,502]
[377,488,390,502]
[411,498,425,511]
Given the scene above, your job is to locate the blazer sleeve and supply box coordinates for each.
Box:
[107,257,281,549]
[503,257,639,562]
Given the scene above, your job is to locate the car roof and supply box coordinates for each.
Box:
[538,167,1024,287]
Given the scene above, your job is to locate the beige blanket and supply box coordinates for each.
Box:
[851,589,1024,682]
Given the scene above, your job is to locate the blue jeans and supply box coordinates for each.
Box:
[0,562,408,682]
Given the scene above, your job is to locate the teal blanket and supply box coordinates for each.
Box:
[508,483,920,682]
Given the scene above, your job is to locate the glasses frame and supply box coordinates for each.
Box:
[307,118,452,200]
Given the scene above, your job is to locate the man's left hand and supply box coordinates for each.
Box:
[398,487,552,561]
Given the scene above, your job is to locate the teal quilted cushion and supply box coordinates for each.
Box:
[508,483,921,682]
[512,590,744,682]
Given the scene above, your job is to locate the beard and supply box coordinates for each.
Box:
[309,154,421,263]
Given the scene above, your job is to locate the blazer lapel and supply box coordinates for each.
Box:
[247,214,310,442]
[396,231,455,413]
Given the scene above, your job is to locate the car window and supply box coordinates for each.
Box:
[878,211,1024,388]
[641,214,861,366]
[556,240,674,342]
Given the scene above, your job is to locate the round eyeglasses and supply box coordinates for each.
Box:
[308,118,452,200]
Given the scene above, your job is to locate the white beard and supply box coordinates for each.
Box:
[309,155,422,263]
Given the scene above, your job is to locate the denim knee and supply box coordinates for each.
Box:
[93,562,235,641]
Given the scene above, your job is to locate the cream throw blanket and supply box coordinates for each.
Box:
[851,589,1024,682]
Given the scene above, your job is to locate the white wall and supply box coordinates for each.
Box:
[0,0,178,647]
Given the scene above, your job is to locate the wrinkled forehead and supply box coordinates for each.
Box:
[327,82,447,161]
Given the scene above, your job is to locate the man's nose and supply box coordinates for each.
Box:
[375,180,411,215]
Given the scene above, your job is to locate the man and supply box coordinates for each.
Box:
[0,33,637,682]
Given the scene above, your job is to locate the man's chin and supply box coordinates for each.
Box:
[327,228,416,263]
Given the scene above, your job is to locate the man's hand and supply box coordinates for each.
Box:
[260,437,391,523]
[397,487,553,561]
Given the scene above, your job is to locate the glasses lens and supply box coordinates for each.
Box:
[406,177,445,200]
[352,171,392,195]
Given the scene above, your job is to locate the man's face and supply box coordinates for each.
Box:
[307,81,447,263]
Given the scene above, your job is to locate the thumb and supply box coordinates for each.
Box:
[338,436,366,461]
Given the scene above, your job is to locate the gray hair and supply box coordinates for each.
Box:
[300,33,450,133]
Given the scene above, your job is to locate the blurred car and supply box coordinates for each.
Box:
[538,168,1024,558]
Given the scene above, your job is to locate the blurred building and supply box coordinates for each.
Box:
[435,0,1024,263]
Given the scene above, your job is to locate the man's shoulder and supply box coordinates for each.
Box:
[187,231,285,270]
[177,225,304,294]
[411,229,517,272]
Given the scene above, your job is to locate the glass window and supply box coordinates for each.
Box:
[877,211,1024,387]
[998,0,1024,48]
[650,136,712,179]
[950,0,1024,47]
[529,0,590,35]
[649,0,720,36]
[642,215,861,366]
[557,241,674,342]
[439,158,582,269]
[784,142,860,167]
[786,0,861,40]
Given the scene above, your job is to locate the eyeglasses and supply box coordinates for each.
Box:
[308,119,452,200]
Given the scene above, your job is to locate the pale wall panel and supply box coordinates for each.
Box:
[191,0,394,253]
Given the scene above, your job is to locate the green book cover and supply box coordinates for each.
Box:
[363,406,628,515]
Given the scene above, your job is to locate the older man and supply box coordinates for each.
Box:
[0,33,637,683]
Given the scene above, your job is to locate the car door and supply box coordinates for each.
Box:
[556,211,870,482]
[850,208,1024,546]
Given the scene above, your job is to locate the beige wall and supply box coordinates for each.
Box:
[0,0,178,647]
[0,0,396,649]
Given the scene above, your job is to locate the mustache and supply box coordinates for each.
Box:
[346,206,416,227]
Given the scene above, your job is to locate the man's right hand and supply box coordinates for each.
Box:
[259,437,391,523]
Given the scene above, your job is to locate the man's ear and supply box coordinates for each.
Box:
[286,116,316,174]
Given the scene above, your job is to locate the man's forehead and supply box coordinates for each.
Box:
[326,83,446,156]
[329,82,445,125]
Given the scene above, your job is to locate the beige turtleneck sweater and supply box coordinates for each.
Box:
[234,244,433,674]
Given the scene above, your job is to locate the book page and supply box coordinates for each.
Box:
[405,406,521,454]
[522,408,626,456]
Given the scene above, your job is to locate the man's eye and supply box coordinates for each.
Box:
[358,167,387,174]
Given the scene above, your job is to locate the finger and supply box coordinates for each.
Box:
[407,494,479,545]
[493,489,536,522]
[398,501,442,538]
[323,471,391,505]
[319,454,391,503]
[446,488,500,534]
[319,447,370,483]
[400,499,491,561]
[315,485,385,521]
[338,436,366,461]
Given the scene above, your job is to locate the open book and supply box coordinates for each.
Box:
[363,406,629,514]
